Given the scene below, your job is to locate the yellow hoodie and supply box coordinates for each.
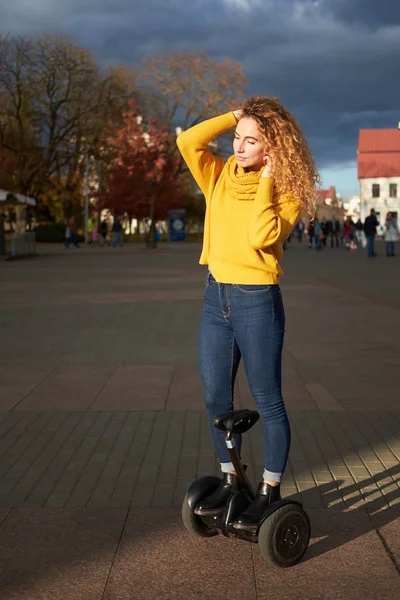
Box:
[176,112,302,284]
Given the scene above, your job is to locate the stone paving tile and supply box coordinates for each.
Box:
[305,382,345,411]
[24,412,100,507]
[92,365,174,410]
[0,508,11,526]
[0,508,127,600]
[363,412,400,461]
[44,413,114,508]
[15,366,116,412]
[87,412,141,507]
[108,412,157,507]
[151,412,187,507]
[281,351,319,410]
[3,412,84,507]
[102,508,257,600]
[1,505,398,600]
[369,507,400,569]
[0,410,399,511]
[0,412,41,458]
[65,412,128,508]
[165,365,205,410]
[129,411,172,508]
[0,412,63,500]
[196,410,219,480]
[173,412,203,508]
[253,508,400,600]
[349,412,399,467]
[0,366,52,410]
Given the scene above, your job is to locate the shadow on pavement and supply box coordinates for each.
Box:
[302,463,400,566]
[0,470,399,599]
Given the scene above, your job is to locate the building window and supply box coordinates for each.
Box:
[372,183,380,198]
[389,183,397,198]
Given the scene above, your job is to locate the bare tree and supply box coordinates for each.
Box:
[138,50,248,130]
[137,50,248,181]
[0,33,137,218]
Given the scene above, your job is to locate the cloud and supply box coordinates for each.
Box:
[1,0,400,194]
[223,0,263,10]
[322,0,400,29]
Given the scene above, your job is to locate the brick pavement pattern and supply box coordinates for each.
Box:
[0,241,399,599]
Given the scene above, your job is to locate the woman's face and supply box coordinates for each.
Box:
[233,117,266,170]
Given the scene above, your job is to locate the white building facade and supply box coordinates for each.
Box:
[359,177,400,225]
[358,127,400,228]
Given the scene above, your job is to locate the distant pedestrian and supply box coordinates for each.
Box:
[88,216,95,245]
[314,219,323,250]
[91,224,99,245]
[343,217,355,249]
[296,220,304,242]
[321,218,328,247]
[355,218,363,246]
[100,219,109,246]
[384,212,399,257]
[363,209,379,257]
[323,218,333,247]
[330,218,340,248]
[112,216,124,248]
[64,217,79,249]
[308,218,317,248]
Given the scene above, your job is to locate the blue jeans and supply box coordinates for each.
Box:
[198,273,290,483]
[386,241,395,255]
[112,231,123,247]
[367,235,376,257]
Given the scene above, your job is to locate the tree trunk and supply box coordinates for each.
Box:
[0,216,6,255]
[146,189,157,249]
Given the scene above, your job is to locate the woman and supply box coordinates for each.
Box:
[384,212,399,257]
[343,217,352,248]
[177,97,319,531]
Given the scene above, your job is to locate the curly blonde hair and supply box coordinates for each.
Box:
[240,96,321,215]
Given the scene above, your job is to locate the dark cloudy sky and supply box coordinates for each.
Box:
[2,0,400,196]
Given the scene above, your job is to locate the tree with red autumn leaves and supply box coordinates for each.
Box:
[97,101,187,233]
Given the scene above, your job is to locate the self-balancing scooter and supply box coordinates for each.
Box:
[182,409,310,567]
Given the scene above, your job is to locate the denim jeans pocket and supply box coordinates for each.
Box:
[234,284,271,294]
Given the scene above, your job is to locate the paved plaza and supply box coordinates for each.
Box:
[0,240,399,599]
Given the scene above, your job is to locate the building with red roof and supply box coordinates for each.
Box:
[358,127,400,223]
[315,185,343,221]
[316,185,336,205]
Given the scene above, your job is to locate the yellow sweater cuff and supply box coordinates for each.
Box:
[256,177,274,204]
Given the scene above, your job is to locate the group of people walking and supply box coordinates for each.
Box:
[88,216,124,247]
[64,216,124,248]
[363,209,398,257]
[305,217,341,250]
[302,210,398,257]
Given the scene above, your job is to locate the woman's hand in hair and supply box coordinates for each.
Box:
[233,109,242,122]
[261,156,273,178]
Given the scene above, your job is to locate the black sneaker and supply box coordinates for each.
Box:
[194,473,238,516]
[233,482,281,533]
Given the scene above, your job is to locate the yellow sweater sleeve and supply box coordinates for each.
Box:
[249,178,302,249]
[176,112,237,200]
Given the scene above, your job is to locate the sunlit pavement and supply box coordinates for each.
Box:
[0,240,399,599]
